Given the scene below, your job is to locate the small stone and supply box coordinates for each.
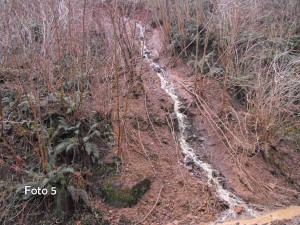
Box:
[162,138,168,144]
[186,166,193,171]
[154,67,162,73]
[198,137,205,142]
[234,206,244,214]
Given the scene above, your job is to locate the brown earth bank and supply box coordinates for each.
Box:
[95,9,300,224]
[144,20,300,206]
[1,2,299,225]
[94,38,222,224]
[133,14,300,223]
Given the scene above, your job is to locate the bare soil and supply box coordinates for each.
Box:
[94,50,221,224]
[94,9,300,225]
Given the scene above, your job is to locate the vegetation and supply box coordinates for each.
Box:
[0,0,299,224]
[0,0,144,224]
[150,0,300,151]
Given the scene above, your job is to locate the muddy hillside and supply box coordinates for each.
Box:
[0,1,300,225]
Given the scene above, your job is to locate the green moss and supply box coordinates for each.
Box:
[101,180,135,207]
[101,179,151,208]
[131,179,151,199]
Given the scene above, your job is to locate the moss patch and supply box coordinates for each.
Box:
[101,179,151,208]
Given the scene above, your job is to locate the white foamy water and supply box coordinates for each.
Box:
[136,23,257,222]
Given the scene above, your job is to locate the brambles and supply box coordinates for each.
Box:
[1,0,300,224]
[16,167,90,219]
[171,19,215,58]
[0,87,115,223]
[0,0,150,223]
[152,0,300,150]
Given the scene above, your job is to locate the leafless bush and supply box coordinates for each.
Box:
[150,0,300,150]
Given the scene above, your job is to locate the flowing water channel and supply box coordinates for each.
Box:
[136,22,258,223]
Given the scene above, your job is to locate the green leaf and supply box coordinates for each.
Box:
[60,167,74,175]
[91,130,101,138]
[40,178,50,188]
[85,142,99,156]
[78,189,91,208]
[85,142,99,163]
[83,136,88,142]
[67,186,77,201]
[55,188,67,219]
[84,130,101,143]
[2,97,11,105]
[66,143,77,153]
[18,100,30,112]
[54,142,69,155]
[64,97,76,114]
[67,186,91,208]
[57,117,69,128]
[66,107,74,114]
[63,122,81,133]
[87,123,99,135]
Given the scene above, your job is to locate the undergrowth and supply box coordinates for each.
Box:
[0,0,143,224]
[150,0,300,153]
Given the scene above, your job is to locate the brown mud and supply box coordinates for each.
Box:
[94,9,300,224]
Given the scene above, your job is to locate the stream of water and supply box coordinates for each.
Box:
[136,23,258,223]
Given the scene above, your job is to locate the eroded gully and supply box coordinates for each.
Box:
[136,22,258,224]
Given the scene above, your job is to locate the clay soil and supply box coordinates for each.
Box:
[93,12,300,224]
[94,37,222,225]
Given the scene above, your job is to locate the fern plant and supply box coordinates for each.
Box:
[49,117,102,167]
[16,167,91,219]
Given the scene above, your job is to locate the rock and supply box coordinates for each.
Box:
[212,170,220,177]
[234,206,244,214]
[186,136,194,142]
[186,158,195,166]
[178,105,187,113]
[186,165,193,171]
[198,137,205,142]
[153,66,162,73]
[162,138,168,145]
